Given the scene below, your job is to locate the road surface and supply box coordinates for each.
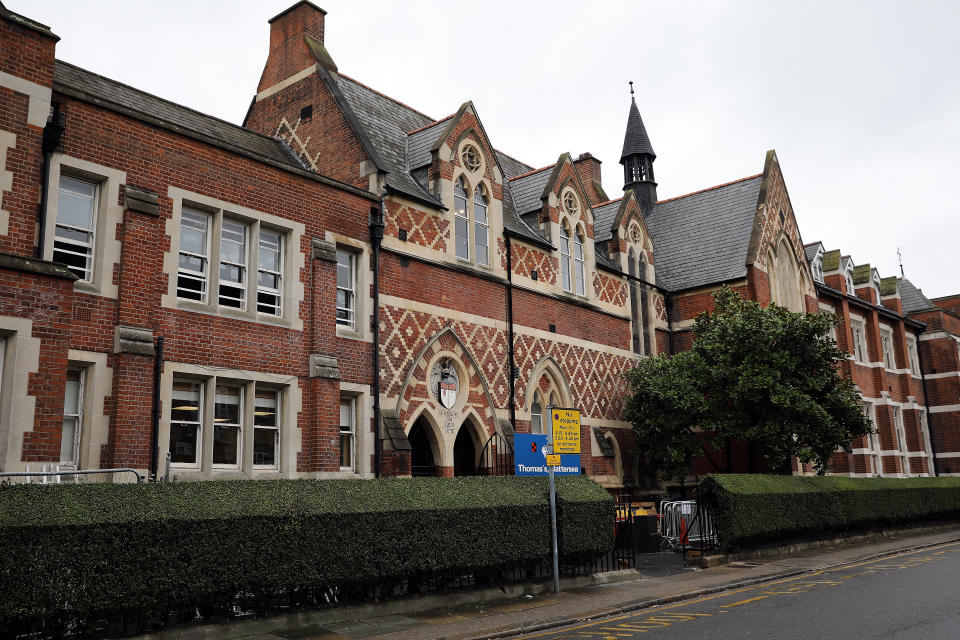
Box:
[513,542,960,639]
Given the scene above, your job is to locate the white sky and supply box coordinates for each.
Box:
[21,0,960,299]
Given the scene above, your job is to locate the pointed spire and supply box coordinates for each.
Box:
[620,90,656,162]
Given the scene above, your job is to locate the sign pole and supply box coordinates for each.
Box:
[548,449,560,594]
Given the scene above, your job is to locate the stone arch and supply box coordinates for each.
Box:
[524,355,573,411]
[395,326,499,437]
[454,412,487,476]
[406,405,444,474]
[605,431,625,484]
[774,237,803,312]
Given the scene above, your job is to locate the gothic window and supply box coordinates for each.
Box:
[531,392,543,435]
[560,222,572,292]
[474,186,489,266]
[454,177,470,260]
[573,225,585,295]
[461,144,481,173]
[563,191,579,218]
[628,250,642,354]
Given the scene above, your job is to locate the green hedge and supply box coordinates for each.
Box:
[0,475,612,634]
[555,476,615,556]
[700,474,960,550]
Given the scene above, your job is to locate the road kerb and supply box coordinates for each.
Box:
[460,536,960,640]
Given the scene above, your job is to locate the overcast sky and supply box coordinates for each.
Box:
[22,0,960,299]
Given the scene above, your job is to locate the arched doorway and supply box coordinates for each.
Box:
[409,418,437,477]
[453,426,477,477]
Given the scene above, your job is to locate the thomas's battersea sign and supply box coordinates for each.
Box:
[514,434,580,475]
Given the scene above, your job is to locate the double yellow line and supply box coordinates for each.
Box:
[520,541,959,639]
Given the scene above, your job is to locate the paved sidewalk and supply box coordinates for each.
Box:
[135,528,960,640]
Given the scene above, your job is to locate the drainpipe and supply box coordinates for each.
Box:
[37,104,66,259]
[505,234,517,431]
[370,201,385,478]
[150,335,164,481]
[915,330,939,476]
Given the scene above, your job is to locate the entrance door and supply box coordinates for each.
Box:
[453,426,477,477]
[408,419,436,477]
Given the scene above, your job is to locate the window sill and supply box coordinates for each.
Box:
[336,326,365,341]
[174,299,292,328]
[73,280,101,295]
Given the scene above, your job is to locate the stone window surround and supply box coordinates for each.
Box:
[879,324,897,371]
[329,232,371,342]
[551,185,593,301]
[0,316,41,471]
[159,361,302,480]
[849,315,868,364]
[450,172,492,268]
[336,382,371,477]
[64,350,112,471]
[42,153,126,299]
[163,187,305,331]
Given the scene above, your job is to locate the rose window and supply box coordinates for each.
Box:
[461,145,481,172]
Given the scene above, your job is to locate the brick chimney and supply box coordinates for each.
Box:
[573,153,607,206]
[257,1,328,94]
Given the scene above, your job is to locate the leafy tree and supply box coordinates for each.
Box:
[625,286,871,480]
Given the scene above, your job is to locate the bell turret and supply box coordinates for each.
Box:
[620,82,657,213]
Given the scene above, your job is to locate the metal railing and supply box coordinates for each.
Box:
[660,499,717,553]
[0,465,143,484]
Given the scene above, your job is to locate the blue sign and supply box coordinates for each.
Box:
[514,433,580,476]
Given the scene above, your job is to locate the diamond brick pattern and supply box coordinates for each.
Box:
[593,271,627,306]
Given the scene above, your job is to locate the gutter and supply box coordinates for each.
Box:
[37,104,65,259]
[505,236,517,432]
[915,336,939,476]
[370,198,385,478]
[150,335,164,480]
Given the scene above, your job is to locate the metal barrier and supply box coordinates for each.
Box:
[659,499,717,551]
[0,465,143,484]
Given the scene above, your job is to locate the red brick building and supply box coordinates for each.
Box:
[1,1,955,485]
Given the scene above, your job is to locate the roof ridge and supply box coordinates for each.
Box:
[493,147,534,171]
[593,197,623,208]
[655,173,763,205]
[804,240,823,247]
[407,113,454,135]
[54,59,287,147]
[508,163,557,182]
[337,73,434,122]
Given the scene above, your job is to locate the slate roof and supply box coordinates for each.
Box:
[333,74,437,203]
[644,176,762,291]
[330,74,547,246]
[53,61,313,173]
[496,151,533,179]
[620,98,655,161]
[900,278,937,313]
[406,116,451,170]
[593,199,622,243]
[804,242,822,264]
[508,167,553,216]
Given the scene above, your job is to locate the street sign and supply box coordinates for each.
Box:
[550,407,581,454]
[514,434,580,476]
[546,454,561,466]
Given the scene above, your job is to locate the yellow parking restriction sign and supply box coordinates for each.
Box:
[546,454,561,466]
[550,408,581,454]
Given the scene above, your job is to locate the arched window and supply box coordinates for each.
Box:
[628,249,642,354]
[573,226,585,295]
[773,240,802,312]
[454,177,469,260]
[639,253,652,355]
[560,222,572,292]
[474,186,489,266]
[530,392,543,435]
